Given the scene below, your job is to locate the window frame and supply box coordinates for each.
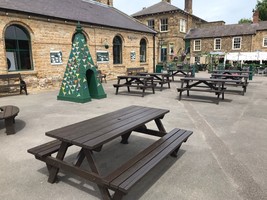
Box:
[263,37,267,47]
[140,38,147,63]
[194,39,201,51]
[180,19,186,33]
[214,38,221,50]
[232,37,242,50]
[5,24,33,71]
[113,36,123,64]
[147,19,155,30]
[160,18,168,32]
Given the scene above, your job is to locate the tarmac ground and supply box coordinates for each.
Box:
[0,71,267,200]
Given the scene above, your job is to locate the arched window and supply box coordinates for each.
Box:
[113,36,122,64]
[5,25,32,71]
[140,39,147,62]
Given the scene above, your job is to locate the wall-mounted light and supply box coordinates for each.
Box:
[103,38,109,49]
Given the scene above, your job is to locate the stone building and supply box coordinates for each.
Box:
[185,11,267,64]
[132,0,206,63]
[0,0,156,90]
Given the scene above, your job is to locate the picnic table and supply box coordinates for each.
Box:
[0,105,20,135]
[211,73,248,95]
[177,77,244,104]
[139,72,171,91]
[28,105,193,200]
[113,75,156,97]
[167,68,193,81]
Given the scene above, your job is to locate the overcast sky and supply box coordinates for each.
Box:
[113,0,258,25]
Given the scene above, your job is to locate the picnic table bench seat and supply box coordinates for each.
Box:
[27,140,65,160]
[103,128,193,198]
[126,67,147,75]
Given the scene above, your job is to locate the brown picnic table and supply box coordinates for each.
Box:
[177,77,245,104]
[167,68,193,81]
[139,72,171,91]
[210,73,249,94]
[113,75,156,97]
[28,105,193,200]
[0,105,19,135]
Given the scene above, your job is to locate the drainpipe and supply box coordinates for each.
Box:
[153,34,156,72]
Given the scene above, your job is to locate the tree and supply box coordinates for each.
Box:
[256,0,267,20]
[238,18,252,24]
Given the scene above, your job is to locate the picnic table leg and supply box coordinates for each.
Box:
[47,141,69,183]
[154,118,167,133]
[83,149,111,200]
[4,117,16,135]
[186,81,190,96]
[73,149,85,167]
[121,131,132,144]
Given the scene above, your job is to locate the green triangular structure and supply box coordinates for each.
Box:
[57,23,107,103]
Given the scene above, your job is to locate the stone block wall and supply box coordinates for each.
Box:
[0,13,155,92]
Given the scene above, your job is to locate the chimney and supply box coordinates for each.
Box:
[184,0,192,14]
[96,0,113,6]
[253,10,259,23]
[162,0,171,3]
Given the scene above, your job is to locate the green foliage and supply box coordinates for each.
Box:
[238,18,252,24]
[256,0,267,20]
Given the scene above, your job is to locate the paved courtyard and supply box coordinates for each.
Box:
[0,72,267,200]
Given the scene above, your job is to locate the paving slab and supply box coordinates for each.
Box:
[0,72,267,200]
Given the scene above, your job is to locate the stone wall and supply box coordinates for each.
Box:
[0,12,155,92]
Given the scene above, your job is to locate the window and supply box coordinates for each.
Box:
[263,37,267,47]
[160,45,167,62]
[160,18,168,32]
[214,38,221,50]
[232,37,241,50]
[5,25,33,71]
[194,39,201,51]
[140,39,146,62]
[147,19,155,29]
[180,19,186,33]
[113,36,122,64]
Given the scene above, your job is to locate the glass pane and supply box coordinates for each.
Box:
[5,39,17,49]
[19,51,32,70]
[19,40,29,49]
[5,26,16,39]
[15,26,29,40]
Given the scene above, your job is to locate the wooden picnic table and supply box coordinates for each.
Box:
[211,73,248,94]
[177,77,244,104]
[167,68,193,81]
[139,72,171,91]
[113,75,156,97]
[27,105,193,200]
[0,105,19,134]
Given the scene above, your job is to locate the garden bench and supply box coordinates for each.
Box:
[0,73,28,95]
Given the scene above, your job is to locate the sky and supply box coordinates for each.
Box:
[113,0,258,25]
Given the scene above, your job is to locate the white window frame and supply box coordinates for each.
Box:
[214,38,221,50]
[147,19,155,29]
[180,19,186,33]
[263,37,267,47]
[194,39,201,51]
[232,37,242,50]
[160,18,168,32]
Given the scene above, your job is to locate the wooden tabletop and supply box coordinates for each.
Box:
[0,105,19,119]
[46,105,169,150]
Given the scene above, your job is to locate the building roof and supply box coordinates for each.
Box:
[0,0,156,34]
[185,22,267,39]
[132,1,206,23]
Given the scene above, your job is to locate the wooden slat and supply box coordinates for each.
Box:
[81,109,168,149]
[46,105,142,138]
[49,106,152,142]
[27,140,62,157]
[103,129,193,193]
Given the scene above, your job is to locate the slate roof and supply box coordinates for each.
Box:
[0,0,156,34]
[132,1,206,22]
[185,22,267,39]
